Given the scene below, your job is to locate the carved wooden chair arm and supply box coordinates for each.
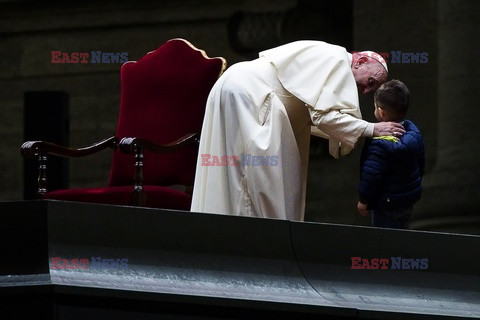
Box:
[20,136,118,197]
[118,133,198,154]
[21,136,118,159]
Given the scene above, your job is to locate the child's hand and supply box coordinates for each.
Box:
[357,201,369,216]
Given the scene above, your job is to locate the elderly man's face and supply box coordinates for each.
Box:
[352,57,388,95]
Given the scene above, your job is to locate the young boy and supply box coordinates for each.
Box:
[357,79,425,229]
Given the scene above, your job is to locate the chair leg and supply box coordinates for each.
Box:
[131,188,146,206]
[37,152,48,197]
[131,147,146,206]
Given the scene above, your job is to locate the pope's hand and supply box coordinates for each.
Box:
[373,122,405,137]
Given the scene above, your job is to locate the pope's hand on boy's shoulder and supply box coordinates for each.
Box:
[373,122,405,137]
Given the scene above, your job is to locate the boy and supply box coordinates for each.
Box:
[357,79,425,229]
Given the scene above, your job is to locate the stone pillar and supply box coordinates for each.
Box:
[410,0,480,234]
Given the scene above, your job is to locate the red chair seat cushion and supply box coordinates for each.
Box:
[44,186,191,210]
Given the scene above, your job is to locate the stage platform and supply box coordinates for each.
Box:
[0,200,479,319]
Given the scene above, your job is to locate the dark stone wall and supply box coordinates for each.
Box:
[411,0,480,234]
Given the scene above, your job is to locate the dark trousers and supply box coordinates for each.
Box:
[371,205,413,229]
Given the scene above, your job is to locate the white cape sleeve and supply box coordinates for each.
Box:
[260,41,370,158]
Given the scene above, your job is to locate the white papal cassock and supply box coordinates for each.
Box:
[191,41,374,221]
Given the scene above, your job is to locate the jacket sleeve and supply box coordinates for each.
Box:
[358,140,389,205]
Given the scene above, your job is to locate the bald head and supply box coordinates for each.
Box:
[351,51,388,95]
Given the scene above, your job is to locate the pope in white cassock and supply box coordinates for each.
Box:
[191,40,404,221]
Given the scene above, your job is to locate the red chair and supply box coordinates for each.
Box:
[21,38,226,210]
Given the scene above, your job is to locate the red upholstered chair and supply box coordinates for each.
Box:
[21,38,226,210]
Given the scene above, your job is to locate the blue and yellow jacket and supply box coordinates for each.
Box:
[358,120,425,210]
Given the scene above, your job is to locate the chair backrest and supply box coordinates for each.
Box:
[108,38,226,187]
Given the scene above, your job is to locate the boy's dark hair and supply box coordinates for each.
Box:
[374,79,410,121]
